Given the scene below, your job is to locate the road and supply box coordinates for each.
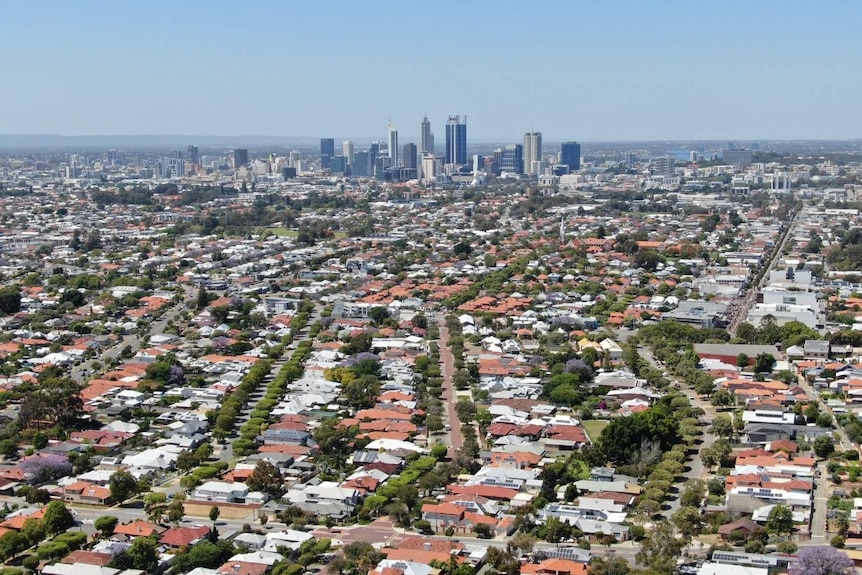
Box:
[727,208,799,334]
[69,288,194,384]
[437,320,464,455]
[637,347,716,519]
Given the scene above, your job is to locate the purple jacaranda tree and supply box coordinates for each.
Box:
[21,454,72,484]
[790,547,854,575]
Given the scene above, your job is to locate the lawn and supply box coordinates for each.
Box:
[582,419,609,442]
[267,227,298,238]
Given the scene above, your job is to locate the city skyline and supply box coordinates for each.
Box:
[1,1,861,140]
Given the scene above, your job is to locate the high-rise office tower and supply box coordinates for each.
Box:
[500,144,523,174]
[342,140,354,165]
[420,116,434,154]
[320,138,335,169]
[445,115,467,166]
[523,132,542,176]
[403,143,417,170]
[289,151,301,168]
[329,156,347,175]
[651,156,675,177]
[352,151,369,177]
[187,145,199,165]
[233,149,248,168]
[388,122,399,167]
[369,142,381,176]
[560,141,581,171]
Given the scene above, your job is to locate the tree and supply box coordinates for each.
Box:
[246,460,284,498]
[109,470,139,504]
[0,286,21,315]
[111,535,159,573]
[144,492,168,524]
[167,499,185,525]
[368,306,390,325]
[18,377,84,429]
[709,414,734,439]
[209,505,220,523]
[196,288,211,311]
[814,435,835,459]
[542,516,571,544]
[21,518,47,545]
[736,353,750,368]
[0,440,17,460]
[327,541,384,575]
[790,546,854,575]
[24,488,51,506]
[766,504,794,535]
[94,515,118,538]
[42,502,75,535]
[753,353,775,374]
[635,520,682,575]
[671,506,702,542]
[588,557,631,575]
[454,398,476,423]
[680,479,705,508]
[474,523,493,539]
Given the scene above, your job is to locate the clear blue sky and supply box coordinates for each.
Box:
[2,0,861,141]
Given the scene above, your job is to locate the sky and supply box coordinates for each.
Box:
[1,0,861,141]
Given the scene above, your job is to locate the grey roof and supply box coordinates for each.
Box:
[693,343,781,359]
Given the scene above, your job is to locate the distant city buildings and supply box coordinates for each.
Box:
[320,138,335,170]
[342,140,354,165]
[402,143,417,170]
[387,122,399,167]
[420,116,434,154]
[500,144,523,175]
[560,141,581,172]
[186,145,199,166]
[724,148,753,168]
[523,132,542,176]
[232,148,248,169]
[445,115,467,167]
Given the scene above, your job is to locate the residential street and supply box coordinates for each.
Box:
[438,320,464,455]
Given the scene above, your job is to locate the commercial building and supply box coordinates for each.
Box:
[500,144,523,175]
[402,143,417,170]
[420,116,434,154]
[388,122,399,167]
[232,148,248,169]
[342,140,354,165]
[445,115,467,166]
[352,151,370,177]
[524,132,542,176]
[320,138,335,170]
[724,148,753,168]
[560,141,581,171]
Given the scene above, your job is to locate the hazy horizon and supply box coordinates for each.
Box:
[1,1,861,141]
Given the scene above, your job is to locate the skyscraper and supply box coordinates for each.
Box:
[187,145,199,165]
[445,115,467,166]
[420,116,434,154]
[403,143,417,170]
[560,142,581,172]
[352,151,369,177]
[369,142,381,177]
[232,148,248,168]
[387,122,399,167]
[523,132,542,176]
[320,138,335,169]
[500,144,523,174]
[343,140,354,165]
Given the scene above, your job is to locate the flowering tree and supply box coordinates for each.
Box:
[21,454,72,484]
[790,546,854,575]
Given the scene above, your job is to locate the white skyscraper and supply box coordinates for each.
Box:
[342,140,354,165]
[388,122,399,167]
[524,131,542,176]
